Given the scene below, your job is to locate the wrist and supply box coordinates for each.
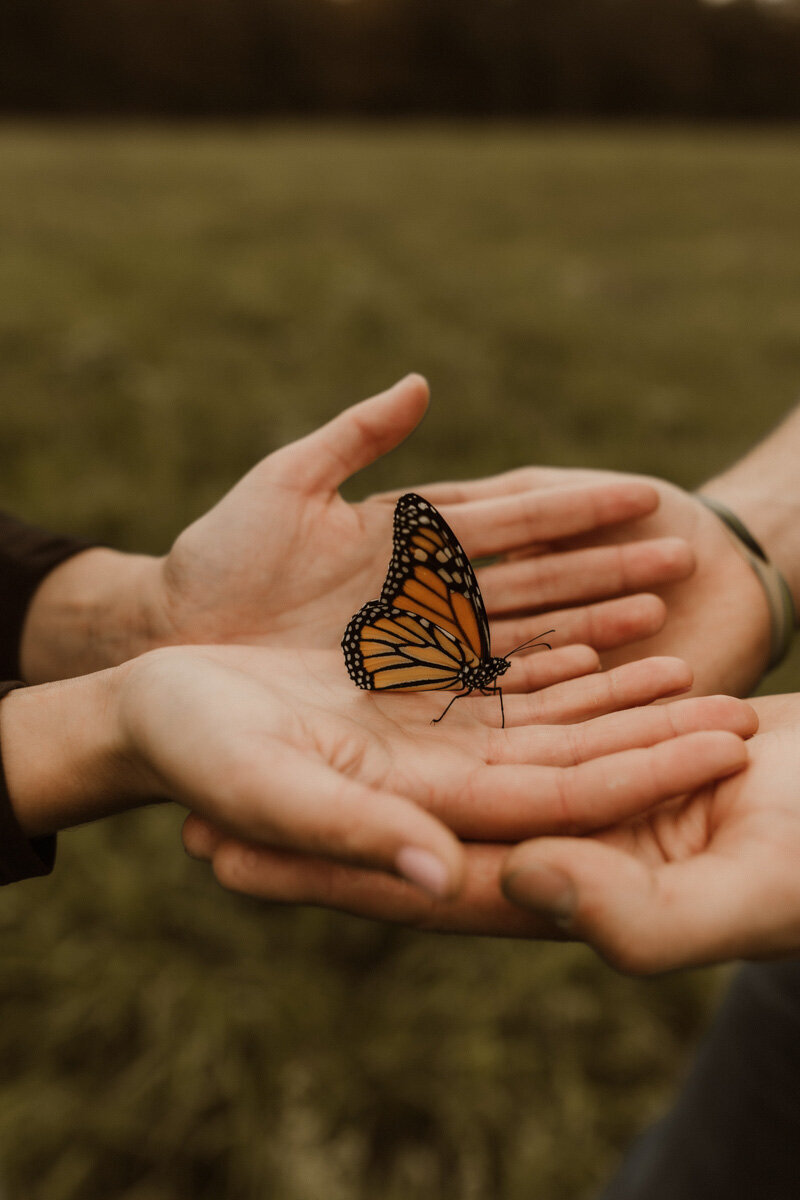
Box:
[639,484,771,695]
[703,462,800,620]
[20,548,166,681]
[0,661,147,837]
[695,492,795,672]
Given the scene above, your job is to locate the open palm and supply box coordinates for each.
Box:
[179,645,757,925]
[148,378,695,655]
[399,464,773,695]
[500,692,800,971]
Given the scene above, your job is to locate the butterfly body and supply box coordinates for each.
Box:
[342,493,550,726]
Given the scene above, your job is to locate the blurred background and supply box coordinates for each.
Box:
[2,2,800,1198]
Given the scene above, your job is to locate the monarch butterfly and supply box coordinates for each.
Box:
[341,492,553,727]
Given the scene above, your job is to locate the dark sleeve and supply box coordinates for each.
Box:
[0,682,56,885]
[0,511,96,679]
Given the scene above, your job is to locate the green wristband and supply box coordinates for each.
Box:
[697,494,796,671]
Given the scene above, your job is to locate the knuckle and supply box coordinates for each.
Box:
[613,543,634,591]
[349,410,383,457]
[561,725,584,768]
[582,603,604,648]
[527,555,559,595]
[550,770,576,832]
[516,494,548,543]
[602,665,628,710]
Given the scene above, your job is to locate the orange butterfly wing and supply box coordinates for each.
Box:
[342,494,492,692]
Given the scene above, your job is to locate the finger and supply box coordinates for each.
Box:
[209,839,559,938]
[271,375,430,494]
[431,481,660,560]
[502,656,694,726]
[500,643,600,695]
[501,838,781,973]
[370,466,596,506]
[182,813,224,860]
[479,538,694,614]
[491,593,667,657]
[220,742,464,899]
[427,730,746,839]
[441,730,747,840]
[489,695,757,767]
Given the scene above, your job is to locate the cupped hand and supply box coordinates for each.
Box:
[501,692,800,973]
[151,643,707,848]
[393,465,772,696]
[179,651,757,926]
[141,378,694,658]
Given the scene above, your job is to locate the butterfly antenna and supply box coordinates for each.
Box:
[507,629,555,658]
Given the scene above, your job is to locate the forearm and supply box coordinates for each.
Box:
[0,664,146,838]
[702,404,800,614]
[19,548,165,683]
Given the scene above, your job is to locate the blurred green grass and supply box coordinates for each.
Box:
[1,122,799,1200]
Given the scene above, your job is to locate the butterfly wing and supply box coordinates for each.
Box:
[342,600,472,691]
[380,493,492,661]
[342,493,492,693]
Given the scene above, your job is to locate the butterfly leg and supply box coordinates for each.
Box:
[431,690,471,726]
[479,686,505,729]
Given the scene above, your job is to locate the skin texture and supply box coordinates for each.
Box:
[20,376,693,682]
[178,669,756,926]
[502,693,800,973]
[389,405,800,698]
[182,403,800,972]
[377,465,774,699]
[187,689,800,972]
[0,643,753,902]
[18,380,799,969]
[5,375,734,913]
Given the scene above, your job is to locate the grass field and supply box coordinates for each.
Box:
[1,122,799,1200]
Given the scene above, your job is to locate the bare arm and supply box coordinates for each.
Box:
[19,548,160,683]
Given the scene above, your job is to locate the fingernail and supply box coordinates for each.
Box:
[396,846,451,898]
[504,863,576,927]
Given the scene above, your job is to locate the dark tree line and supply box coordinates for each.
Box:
[3,0,800,118]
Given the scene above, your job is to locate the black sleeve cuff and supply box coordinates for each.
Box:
[0,511,96,679]
[0,681,56,885]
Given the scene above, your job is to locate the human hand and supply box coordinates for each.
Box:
[180,666,757,930]
[20,378,699,682]
[500,692,800,972]
[397,465,772,696]
[2,638,731,899]
[117,379,694,658]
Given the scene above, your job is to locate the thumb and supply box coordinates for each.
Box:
[501,837,781,974]
[272,374,430,494]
